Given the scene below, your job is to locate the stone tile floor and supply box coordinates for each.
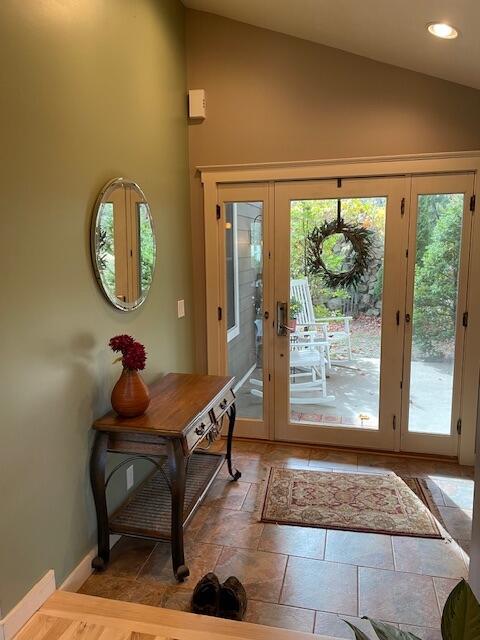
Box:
[79,440,474,640]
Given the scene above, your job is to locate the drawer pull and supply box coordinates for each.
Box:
[195,423,206,436]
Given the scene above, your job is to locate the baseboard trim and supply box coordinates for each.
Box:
[0,570,55,640]
[60,534,120,593]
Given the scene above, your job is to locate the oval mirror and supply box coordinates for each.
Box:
[91,178,156,311]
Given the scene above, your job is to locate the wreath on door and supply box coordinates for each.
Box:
[306,203,375,288]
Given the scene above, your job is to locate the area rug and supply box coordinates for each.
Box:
[260,467,443,538]
[401,476,446,533]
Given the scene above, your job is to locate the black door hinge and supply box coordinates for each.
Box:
[457,418,462,435]
[393,415,397,431]
[216,204,221,220]
[217,306,222,321]
[396,310,400,326]
[470,195,476,213]
[268,373,271,381]
[401,197,405,216]
[463,311,468,328]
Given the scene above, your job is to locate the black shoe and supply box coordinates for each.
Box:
[191,573,220,616]
[218,576,247,621]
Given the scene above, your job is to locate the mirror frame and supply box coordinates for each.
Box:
[90,177,156,311]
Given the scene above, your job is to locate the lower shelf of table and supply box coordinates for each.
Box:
[109,450,224,541]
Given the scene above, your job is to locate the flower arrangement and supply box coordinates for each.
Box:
[109,334,147,371]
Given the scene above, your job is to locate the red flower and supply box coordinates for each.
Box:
[109,335,147,371]
[122,341,147,371]
[109,334,134,353]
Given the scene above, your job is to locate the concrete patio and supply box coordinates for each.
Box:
[235,357,454,435]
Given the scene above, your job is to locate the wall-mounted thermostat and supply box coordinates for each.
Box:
[188,89,206,120]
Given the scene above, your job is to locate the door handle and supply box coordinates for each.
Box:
[277,301,294,336]
[281,324,294,334]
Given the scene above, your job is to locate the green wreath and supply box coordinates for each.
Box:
[306,218,375,288]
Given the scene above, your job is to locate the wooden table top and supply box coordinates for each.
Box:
[93,373,234,437]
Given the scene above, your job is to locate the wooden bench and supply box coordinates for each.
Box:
[15,591,335,640]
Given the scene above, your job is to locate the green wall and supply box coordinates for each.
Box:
[0,0,192,615]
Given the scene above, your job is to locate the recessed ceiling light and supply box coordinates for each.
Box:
[427,22,459,39]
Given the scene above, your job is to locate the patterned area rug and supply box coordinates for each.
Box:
[260,467,442,538]
[402,476,446,533]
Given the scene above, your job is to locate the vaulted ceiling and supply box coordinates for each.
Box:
[183,0,480,90]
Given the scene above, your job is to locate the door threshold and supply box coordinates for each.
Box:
[228,436,459,463]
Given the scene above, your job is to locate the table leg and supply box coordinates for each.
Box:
[226,403,241,481]
[168,439,190,582]
[90,431,110,571]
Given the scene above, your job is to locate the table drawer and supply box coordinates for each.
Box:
[211,389,235,423]
[108,432,168,456]
[185,411,215,452]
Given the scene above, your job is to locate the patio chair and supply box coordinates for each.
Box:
[249,332,335,406]
[290,278,353,365]
[289,335,335,404]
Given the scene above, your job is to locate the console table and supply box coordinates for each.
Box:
[90,373,241,581]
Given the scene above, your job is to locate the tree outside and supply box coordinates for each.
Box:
[412,194,463,360]
[138,203,155,295]
[97,202,116,291]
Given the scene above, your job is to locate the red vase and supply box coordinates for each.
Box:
[111,368,150,418]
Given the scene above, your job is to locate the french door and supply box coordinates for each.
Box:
[217,183,272,439]
[215,173,475,456]
[400,174,475,456]
[274,177,406,450]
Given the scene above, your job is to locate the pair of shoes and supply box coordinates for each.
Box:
[191,573,247,621]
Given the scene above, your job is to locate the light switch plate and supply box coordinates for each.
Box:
[126,465,134,490]
[177,299,185,318]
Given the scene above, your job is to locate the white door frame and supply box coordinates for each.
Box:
[201,151,480,464]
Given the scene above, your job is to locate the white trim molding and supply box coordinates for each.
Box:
[199,150,480,183]
[59,534,120,594]
[0,570,55,640]
[0,535,121,639]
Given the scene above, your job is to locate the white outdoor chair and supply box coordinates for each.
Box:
[249,331,335,406]
[290,278,353,365]
[289,334,335,404]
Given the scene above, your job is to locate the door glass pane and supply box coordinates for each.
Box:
[408,193,464,434]
[289,197,386,429]
[225,202,263,419]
